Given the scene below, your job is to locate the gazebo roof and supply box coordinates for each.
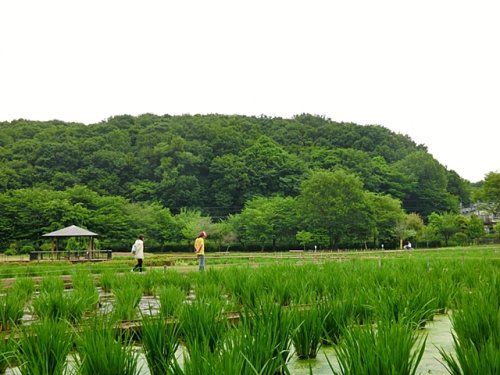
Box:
[42,225,98,237]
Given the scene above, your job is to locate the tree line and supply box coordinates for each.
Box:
[0,114,496,252]
[1,170,497,253]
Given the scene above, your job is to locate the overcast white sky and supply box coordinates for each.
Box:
[1,1,498,182]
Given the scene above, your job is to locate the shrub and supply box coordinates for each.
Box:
[20,244,35,254]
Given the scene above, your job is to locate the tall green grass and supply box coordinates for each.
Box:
[372,279,436,328]
[0,331,14,373]
[39,276,65,293]
[72,270,99,316]
[0,292,25,331]
[75,318,140,375]
[238,296,293,374]
[15,319,72,375]
[180,297,227,354]
[195,282,225,302]
[159,270,192,293]
[99,270,115,293]
[0,278,34,331]
[10,277,35,302]
[291,304,323,359]
[32,288,90,323]
[112,275,142,321]
[178,332,245,375]
[330,321,426,375]
[141,315,180,375]
[140,270,162,296]
[439,282,500,374]
[159,285,185,318]
[319,297,352,345]
[451,287,499,350]
[440,335,500,375]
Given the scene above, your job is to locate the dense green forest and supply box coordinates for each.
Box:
[1,114,493,252]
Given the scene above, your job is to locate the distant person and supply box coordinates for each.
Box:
[403,241,412,250]
[131,234,144,272]
[194,231,206,271]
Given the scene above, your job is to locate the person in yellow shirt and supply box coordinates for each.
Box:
[194,231,206,271]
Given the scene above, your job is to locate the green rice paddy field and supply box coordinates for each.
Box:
[1,246,499,374]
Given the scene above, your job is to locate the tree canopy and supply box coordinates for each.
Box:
[0,113,485,251]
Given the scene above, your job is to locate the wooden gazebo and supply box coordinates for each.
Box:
[31,225,110,262]
[42,225,98,252]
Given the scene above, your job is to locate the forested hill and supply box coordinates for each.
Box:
[0,113,470,218]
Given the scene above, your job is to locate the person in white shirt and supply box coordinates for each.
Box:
[403,241,412,250]
[131,234,145,272]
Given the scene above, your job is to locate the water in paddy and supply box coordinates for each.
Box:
[134,314,454,375]
[9,305,454,375]
[288,314,454,375]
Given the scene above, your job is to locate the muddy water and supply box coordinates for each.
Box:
[416,314,454,375]
[289,314,454,375]
[134,314,455,375]
[10,295,455,375]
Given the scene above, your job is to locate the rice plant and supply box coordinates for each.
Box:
[219,267,251,304]
[39,276,65,294]
[431,271,457,314]
[15,319,72,375]
[159,285,186,318]
[451,287,499,351]
[32,289,89,323]
[350,292,374,326]
[439,283,500,374]
[0,331,14,373]
[75,318,141,375]
[291,304,323,359]
[159,270,192,293]
[319,297,353,345]
[71,271,99,315]
[440,335,500,375]
[374,286,435,328]
[68,289,98,322]
[236,273,262,309]
[140,270,162,296]
[141,315,180,375]
[99,270,115,293]
[180,297,227,354]
[178,331,245,375]
[258,266,295,306]
[112,275,143,321]
[194,282,225,302]
[238,296,293,374]
[72,269,95,291]
[330,321,426,375]
[0,292,25,331]
[10,277,36,303]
